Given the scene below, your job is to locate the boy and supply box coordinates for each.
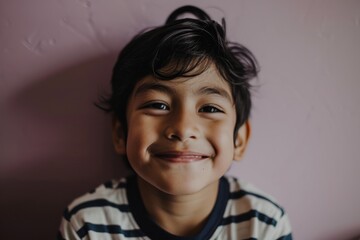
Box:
[58,5,292,240]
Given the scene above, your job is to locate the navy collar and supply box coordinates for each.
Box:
[126,175,230,240]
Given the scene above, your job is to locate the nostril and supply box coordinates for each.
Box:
[164,124,198,141]
[169,134,181,141]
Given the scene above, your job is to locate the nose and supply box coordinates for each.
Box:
[164,109,199,142]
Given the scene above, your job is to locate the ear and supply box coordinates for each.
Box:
[112,117,126,155]
[233,120,251,161]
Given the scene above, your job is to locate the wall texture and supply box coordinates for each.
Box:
[1,0,359,239]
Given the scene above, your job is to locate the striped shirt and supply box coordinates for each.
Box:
[58,175,292,240]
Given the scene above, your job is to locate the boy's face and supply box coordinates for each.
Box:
[113,65,249,196]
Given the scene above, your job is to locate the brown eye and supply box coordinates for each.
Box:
[199,105,223,113]
[145,102,169,110]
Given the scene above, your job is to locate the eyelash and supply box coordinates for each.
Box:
[142,102,223,113]
[199,105,224,113]
[143,102,169,110]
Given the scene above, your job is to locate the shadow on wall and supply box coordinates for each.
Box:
[0,54,130,239]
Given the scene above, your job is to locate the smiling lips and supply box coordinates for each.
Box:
[154,151,210,163]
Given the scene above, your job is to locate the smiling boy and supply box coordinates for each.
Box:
[58,5,292,240]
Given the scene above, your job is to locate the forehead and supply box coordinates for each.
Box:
[132,65,233,100]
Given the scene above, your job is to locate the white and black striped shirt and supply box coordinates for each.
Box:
[58,175,292,240]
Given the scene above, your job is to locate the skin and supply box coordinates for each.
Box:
[113,65,251,236]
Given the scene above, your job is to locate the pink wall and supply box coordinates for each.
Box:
[1,0,359,239]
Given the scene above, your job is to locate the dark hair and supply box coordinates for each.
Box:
[97,5,259,140]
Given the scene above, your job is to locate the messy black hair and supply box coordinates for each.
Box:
[97,5,259,141]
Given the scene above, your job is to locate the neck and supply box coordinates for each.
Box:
[137,177,219,237]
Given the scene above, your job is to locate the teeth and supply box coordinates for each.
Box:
[155,154,208,159]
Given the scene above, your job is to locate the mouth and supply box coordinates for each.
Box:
[153,151,210,163]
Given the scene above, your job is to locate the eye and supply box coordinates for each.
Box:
[143,102,169,110]
[199,105,224,113]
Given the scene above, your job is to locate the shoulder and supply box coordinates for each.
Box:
[58,177,140,239]
[222,176,292,239]
[66,178,129,214]
[225,176,285,219]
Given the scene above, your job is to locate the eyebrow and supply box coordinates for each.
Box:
[134,82,176,97]
[197,86,233,103]
[134,82,233,103]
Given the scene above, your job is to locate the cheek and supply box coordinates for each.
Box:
[126,116,160,159]
[207,121,236,161]
[211,121,235,146]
